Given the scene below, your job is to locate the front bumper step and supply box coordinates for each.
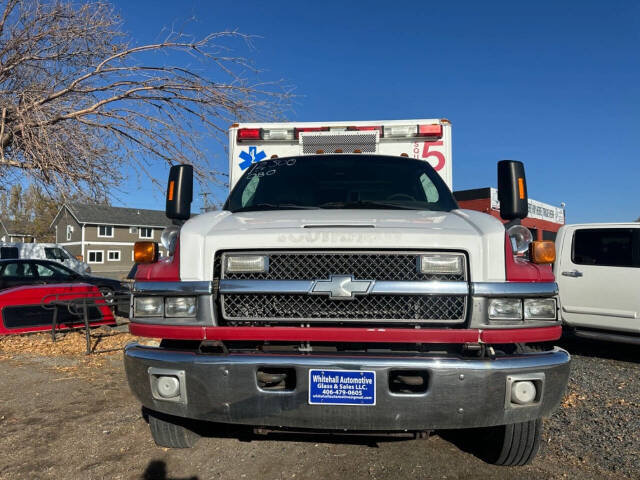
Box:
[124,344,570,431]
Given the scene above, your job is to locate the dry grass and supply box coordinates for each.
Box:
[0,326,156,372]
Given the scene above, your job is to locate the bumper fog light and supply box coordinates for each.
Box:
[149,368,187,404]
[488,298,523,320]
[134,297,163,317]
[157,376,180,398]
[524,298,557,320]
[511,380,537,405]
[165,296,197,317]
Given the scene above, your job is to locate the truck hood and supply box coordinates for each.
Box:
[201,209,474,232]
[179,209,507,282]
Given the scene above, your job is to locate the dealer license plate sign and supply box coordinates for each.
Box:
[308,369,376,405]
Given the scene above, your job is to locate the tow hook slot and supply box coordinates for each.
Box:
[257,368,296,391]
[389,370,429,394]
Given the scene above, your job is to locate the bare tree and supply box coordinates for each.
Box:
[0,0,291,199]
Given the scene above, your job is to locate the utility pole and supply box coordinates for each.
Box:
[199,192,211,213]
[199,192,217,213]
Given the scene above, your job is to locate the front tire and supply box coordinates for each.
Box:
[477,419,542,466]
[147,411,199,448]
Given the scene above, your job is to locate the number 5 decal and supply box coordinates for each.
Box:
[422,141,445,171]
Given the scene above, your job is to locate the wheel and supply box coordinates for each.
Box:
[475,419,542,466]
[147,411,199,448]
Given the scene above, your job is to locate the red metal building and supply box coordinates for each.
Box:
[454,187,565,241]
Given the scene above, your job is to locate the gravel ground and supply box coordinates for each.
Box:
[0,332,637,480]
[545,337,639,479]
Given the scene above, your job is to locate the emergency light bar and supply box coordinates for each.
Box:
[347,126,383,135]
[293,127,329,139]
[237,124,443,142]
[237,128,261,140]
[263,128,294,141]
[418,125,443,137]
[383,124,443,138]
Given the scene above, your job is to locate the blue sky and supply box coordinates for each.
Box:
[112,0,640,223]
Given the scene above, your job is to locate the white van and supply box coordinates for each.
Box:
[555,223,640,344]
[0,242,91,275]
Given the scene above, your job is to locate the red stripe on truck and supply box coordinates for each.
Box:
[203,327,480,343]
[480,325,562,343]
[129,323,205,340]
[129,324,562,344]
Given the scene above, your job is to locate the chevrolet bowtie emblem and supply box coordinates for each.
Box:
[310,275,373,300]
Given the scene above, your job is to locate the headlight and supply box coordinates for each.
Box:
[524,298,556,320]
[507,225,533,254]
[418,253,464,275]
[134,297,164,317]
[160,226,180,255]
[225,255,269,273]
[165,297,197,317]
[488,298,523,320]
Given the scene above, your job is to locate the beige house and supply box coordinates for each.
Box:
[51,203,171,278]
[0,219,36,242]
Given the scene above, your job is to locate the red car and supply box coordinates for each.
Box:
[0,283,115,335]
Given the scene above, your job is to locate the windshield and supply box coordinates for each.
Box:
[35,261,76,278]
[45,247,68,261]
[224,155,458,213]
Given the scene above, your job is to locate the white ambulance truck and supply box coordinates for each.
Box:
[228,119,452,190]
[125,118,569,466]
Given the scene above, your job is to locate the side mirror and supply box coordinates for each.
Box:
[166,164,193,220]
[497,160,528,220]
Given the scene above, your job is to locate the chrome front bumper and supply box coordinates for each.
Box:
[124,344,570,431]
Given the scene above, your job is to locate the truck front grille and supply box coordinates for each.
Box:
[216,250,468,325]
[223,252,465,282]
[221,294,466,323]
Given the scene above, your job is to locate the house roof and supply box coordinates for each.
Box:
[0,218,34,236]
[60,203,172,228]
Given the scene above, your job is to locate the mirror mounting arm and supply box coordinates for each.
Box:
[504,218,521,229]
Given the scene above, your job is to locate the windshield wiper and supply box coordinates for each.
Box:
[232,203,319,213]
[318,200,420,210]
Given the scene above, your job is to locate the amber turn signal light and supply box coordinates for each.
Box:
[530,241,555,264]
[134,241,158,264]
